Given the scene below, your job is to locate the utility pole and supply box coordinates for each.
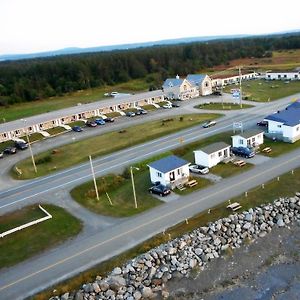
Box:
[239,66,243,108]
[22,119,37,173]
[89,155,99,201]
[130,166,139,209]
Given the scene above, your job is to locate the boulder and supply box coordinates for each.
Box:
[99,280,109,292]
[277,218,285,227]
[133,290,142,300]
[141,286,154,298]
[92,282,101,293]
[61,293,69,300]
[112,267,122,276]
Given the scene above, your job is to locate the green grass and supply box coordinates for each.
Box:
[32,166,300,300]
[140,104,157,111]
[196,102,254,110]
[13,113,221,180]
[28,132,44,143]
[174,176,212,195]
[45,127,67,135]
[0,79,150,123]
[0,204,82,269]
[105,112,122,118]
[259,137,300,157]
[224,79,300,102]
[210,162,254,178]
[67,121,86,127]
[0,140,14,152]
[71,172,162,217]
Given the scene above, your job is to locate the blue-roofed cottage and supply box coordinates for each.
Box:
[186,74,212,96]
[148,155,190,189]
[162,75,198,100]
[264,100,300,143]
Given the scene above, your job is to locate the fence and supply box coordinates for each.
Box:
[0,205,52,238]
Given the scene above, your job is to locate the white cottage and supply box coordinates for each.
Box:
[232,130,264,148]
[265,71,300,81]
[162,76,198,100]
[194,142,231,168]
[264,101,300,143]
[186,74,212,96]
[148,155,190,188]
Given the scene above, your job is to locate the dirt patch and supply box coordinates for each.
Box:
[165,223,300,300]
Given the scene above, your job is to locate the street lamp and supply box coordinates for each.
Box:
[130,166,139,209]
[89,155,99,201]
[22,119,37,173]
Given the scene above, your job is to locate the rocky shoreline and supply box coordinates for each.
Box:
[50,194,300,300]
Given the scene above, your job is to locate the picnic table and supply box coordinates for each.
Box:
[262,147,272,153]
[186,179,198,188]
[227,202,242,211]
[233,160,246,167]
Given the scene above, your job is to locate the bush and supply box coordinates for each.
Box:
[35,155,52,165]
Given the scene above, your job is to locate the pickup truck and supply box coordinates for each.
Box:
[231,147,255,158]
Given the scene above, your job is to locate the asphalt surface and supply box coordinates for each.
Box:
[0,93,300,299]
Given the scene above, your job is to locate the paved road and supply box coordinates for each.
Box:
[0,93,299,299]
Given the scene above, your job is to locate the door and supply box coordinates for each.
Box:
[169,171,175,182]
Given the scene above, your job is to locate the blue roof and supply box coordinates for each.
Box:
[148,155,189,173]
[265,100,300,126]
[162,78,184,88]
[186,74,207,86]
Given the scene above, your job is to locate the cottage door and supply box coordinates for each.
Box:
[169,171,175,182]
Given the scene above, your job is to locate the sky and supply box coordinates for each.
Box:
[1,0,300,55]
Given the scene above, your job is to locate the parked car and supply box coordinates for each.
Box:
[3,146,17,154]
[213,90,222,96]
[110,92,119,96]
[257,120,268,127]
[189,164,209,175]
[105,117,115,122]
[72,126,83,132]
[231,146,255,158]
[171,102,180,107]
[14,141,28,150]
[0,151,3,159]
[95,118,106,125]
[162,103,172,109]
[126,111,136,117]
[86,120,97,127]
[149,184,171,196]
[202,120,217,128]
[136,109,147,115]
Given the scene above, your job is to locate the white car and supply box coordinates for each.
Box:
[162,103,172,109]
[110,92,119,96]
[189,164,209,174]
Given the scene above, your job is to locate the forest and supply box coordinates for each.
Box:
[0,33,300,105]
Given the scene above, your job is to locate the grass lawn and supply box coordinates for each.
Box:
[67,120,86,127]
[196,102,254,110]
[45,127,67,136]
[29,132,44,143]
[71,172,162,217]
[0,204,82,269]
[13,113,221,180]
[105,112,122,118]
[174,176,211,195]
[0,140,14,151]
[140,104,157,111]
[224,79,300,102]
[259,137,300,157]
[210,162,254,178]
[32,166,300,300]
[0,79,150,123]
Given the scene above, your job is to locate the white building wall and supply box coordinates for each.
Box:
[200,76,213,96]
[265,72,300,80]
[194,148,230,168]
[267,120,284,133]
[232,133,264,148]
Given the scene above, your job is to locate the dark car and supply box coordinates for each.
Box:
[126,111,136,117]
[149,184,171,196]
[72,126,83,132]
[231,146,255,158]
[202,120,217,128]
[86,120,97,127]
[171,102,180,107]
[95,118,106,125]
[105,117,115,122]
[14,141,28,150]
[3,146,17,154]
[213,90,222,96]
[257,120,268,127]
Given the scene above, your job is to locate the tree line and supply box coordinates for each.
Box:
[0,34,300,105]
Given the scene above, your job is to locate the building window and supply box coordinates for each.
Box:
[177,169,181,175]
[239,139,244,145]
[295,75,298,78]
[157,172,162,178]
[267,75,271,78]
[218,151,222,157]
[297,127,299,131]
[252,137,255,142]
[278,124,281,128]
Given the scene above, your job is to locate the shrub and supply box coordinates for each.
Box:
[35,155,52,165]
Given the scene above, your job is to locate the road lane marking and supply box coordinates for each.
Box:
[1,152,300,292]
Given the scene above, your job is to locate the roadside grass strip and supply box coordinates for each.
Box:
[196,102,253,110]
[32,167,300,300]
[0,204,82,269]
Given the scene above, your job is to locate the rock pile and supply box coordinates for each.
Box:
[51,195,300,300]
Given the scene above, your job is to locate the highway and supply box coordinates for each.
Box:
[0,93,299,299]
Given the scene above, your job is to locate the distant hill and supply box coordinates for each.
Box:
[0,34,252,62]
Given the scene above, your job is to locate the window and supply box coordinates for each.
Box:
[157,172,162,178]
[277,124,281,128]
[218,151,222,157]
[177,169,181,175]
[239,139,244,145]
[284,74,287,78]
[295,75,298,78]
[252,137,255,142]
[267,75,271,78]
[278,75,281,79]
[297,127,299,131]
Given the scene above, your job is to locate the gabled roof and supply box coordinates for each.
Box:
[186,74,207,86]
[232,130,264,139]
[195,142,230,155]
[264,100,300,126]
[148,155,189,173]
[162,78,184,88]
